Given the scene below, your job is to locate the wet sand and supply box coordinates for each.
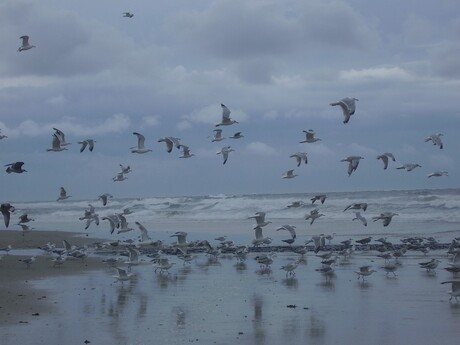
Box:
[1,230,460,345]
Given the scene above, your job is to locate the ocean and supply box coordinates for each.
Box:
[9,188,460,244]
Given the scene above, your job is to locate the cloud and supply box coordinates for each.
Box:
[429,41,460,78]
[1,113,131,138]
[142,116,160,127]
[339,66,412,83]
[245,142,278,156]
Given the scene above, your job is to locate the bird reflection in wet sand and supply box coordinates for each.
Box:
[252,294,265,345]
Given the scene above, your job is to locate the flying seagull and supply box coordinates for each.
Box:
[123,12,134,18]
[311,194,327,204]
[376,152,396,170]
[5,162,27,174]
[1,203,15,228]
[229,132,244,139]
[211,129,225,142]
[341,156,364,176]
[396,163,421,172]
[131,132,152,153]
[300,129,321,143]
[18,35,36,52]
[290,152,308,167]
[79,139,96,152]
[282,169,298,179]
[57,187,71,201]
[47,133,68,152]
[425,133,443,149]
[330,97,358,124]
[53,128,71,146]
[216,146,234,165]
[178,145,195,158]
[352,212,367,226]
[372,212,398,227]
[428,171,448,178]
[216,104,238,127]
[158,136,181,153]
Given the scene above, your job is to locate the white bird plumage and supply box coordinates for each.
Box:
[330,97,358,124]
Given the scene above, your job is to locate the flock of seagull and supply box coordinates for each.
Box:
[1,31,457,304]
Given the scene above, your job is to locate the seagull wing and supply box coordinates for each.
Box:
[133,132,146,149]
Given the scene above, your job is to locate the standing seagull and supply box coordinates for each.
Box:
[131,132,152,153]
[330,97,358,124]
[300,129,321,143]
[216,104,238,127]
[216,146,234,165]
[18,35,36,52]
[5,162,27,174]
[376,152,396,170]
[57,187,71,201]
[290,152,308,167]
[79,139,96,152]
[425,133,444,149]
[1,203,15,228]
[341,156,364,176]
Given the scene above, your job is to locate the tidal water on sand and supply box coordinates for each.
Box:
[2,251,460,345]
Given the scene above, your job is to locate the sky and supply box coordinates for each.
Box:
[0,0,459,201]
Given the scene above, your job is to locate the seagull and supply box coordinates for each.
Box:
[47,133,68,152]
[355,236,372,245]
[382,262,398,277]
[372,212,398,227]
[158,136,181,153]
[125,246,140,266]
[117,214,134,234]
[52,128,71,146]
[428,171,448,178]
[311,194,327,204]
[330,97,358,124]
[305,209,324,225]
[0,129,7,139]
[112,267,135,285]
[248,212,271,228]
[280,259,301,277]
[135,221,152,242]
[131,132,152,153]
[425,133,444,149]
[352,212,367,226]
[216,104,238,126]
[299,129,321,143]
[282,169,298,179]
[79,205,99,230]
[290,152,308,167]
[178,145,195,158]
[419,259,440,272]
[211,129,225,142]
[229,132,244,139]
[355,265,376,281]
[119,164,131,174]
[57,187,71,201]
[276,225,297,240]
[0,244,12,255]
[341,156,364,176]
[441,280,460,302]
[19,256,36,268]
[123,12,134,18]
[113,173,128,182]
[78,139,96,152]
[17,223,33,236]
[153,257,176,274]
[396,163,421,172]
[5,162,27,174]
[1,203,15,228]
[252,226,272,247]
[216,146,234,165]
[286,201,306,208]
[18,213,34,224]
[376,152,396,170]
[171,231,189,247]
[343,203,368,212]
[98,193,113,206]
[102,214,120,234]
[18,35,36,52]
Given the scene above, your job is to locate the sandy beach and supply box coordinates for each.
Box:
[1,229,460,345]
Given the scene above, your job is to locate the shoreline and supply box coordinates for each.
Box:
[0,230,109,327]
